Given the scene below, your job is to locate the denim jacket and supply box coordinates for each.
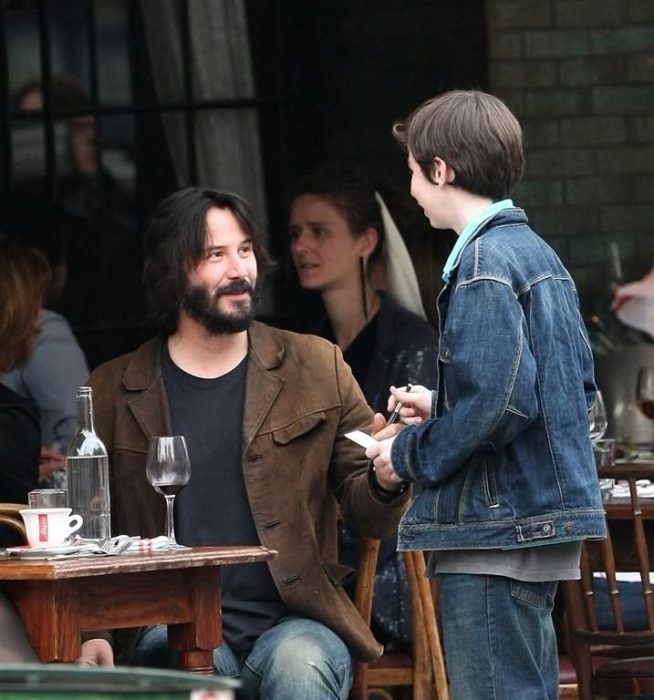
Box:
[391,207,606,551]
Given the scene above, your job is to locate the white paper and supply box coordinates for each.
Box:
[616,297,654,338]
[344,430,378,449]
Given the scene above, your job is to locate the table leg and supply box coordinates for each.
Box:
[168,566,222,674]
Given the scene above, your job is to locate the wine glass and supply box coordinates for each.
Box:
[145,436,191,548]
[636,367,654,453]
[589,390,608,442]
[590,391,613,499]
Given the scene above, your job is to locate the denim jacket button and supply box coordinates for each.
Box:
[542,523,552,534]
[565,522,574,532]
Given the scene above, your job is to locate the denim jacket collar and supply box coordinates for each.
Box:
[442,199,514,284]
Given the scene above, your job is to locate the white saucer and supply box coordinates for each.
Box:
[6,544,82,559]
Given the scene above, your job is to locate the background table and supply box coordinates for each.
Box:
[0,545,276,674]
[599,462,654,570]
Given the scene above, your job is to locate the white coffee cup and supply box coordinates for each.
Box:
[19,508,83,548]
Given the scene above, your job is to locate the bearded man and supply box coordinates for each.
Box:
[83,187,409,699]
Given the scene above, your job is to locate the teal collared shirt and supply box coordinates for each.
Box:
[442,199,514,283]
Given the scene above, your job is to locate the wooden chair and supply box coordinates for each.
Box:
[561,464,654,700]
[558,654,580,699]
[350,538,449,700]
[0,503,27,543]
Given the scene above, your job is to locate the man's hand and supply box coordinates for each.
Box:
[371,412,403,441]
[77,639,114,667]
[366,432,402,489]
[38,446,66,478]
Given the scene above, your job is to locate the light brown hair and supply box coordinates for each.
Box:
[393,90,524,200]
[0,239,50,372]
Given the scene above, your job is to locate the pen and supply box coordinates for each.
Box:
[387,384,413,425]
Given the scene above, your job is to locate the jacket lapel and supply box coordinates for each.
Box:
[123,338,171,447]
[243,322,283,452]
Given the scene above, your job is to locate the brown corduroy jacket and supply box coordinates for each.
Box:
[88,321,409,661]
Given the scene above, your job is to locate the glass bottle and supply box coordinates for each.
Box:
[66,386,111,541]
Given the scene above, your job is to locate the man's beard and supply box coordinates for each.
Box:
[182,279,256,334]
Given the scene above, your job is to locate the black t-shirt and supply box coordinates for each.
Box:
[162,347,287,652]
[321,315,378,390]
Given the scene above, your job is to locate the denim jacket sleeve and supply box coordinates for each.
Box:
[391,275,540,485]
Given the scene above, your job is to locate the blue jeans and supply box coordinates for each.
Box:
[134,615,353,700]
[439,573,559,700]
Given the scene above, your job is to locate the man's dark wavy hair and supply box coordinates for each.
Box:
[142,187,276,334]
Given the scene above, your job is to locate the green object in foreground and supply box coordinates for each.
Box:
[0,664,239,699]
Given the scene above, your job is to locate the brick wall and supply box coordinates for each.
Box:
[486,0,654,313]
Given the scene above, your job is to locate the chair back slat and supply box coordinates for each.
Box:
[628,480,654,632]
[350,537,380,700]
[579,545,599,632]
[600,535,625,633]
[350,540,450,700]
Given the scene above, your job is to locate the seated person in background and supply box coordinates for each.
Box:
[0,238,48,517]
[288,164,442,648]
[1,198,89,485]
[0,579,112,666]
[0,239,111,667]
[0,592,38,663]
[13,74,142,335]
[83,187,408,699]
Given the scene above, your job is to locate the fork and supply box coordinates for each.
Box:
[97,537,137,555]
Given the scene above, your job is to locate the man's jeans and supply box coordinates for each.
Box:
[439,573,559,700]
[134,615,353,700]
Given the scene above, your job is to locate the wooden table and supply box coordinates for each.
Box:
[601,461,654,520]
[0,545,276,674]
[599,462,654,569]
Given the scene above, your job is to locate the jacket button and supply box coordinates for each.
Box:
[542,523,552,534]
[565,522,574,532]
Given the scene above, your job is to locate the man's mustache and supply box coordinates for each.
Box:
[214,280,254,298]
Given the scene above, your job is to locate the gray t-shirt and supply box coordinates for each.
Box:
[426,542,582,582]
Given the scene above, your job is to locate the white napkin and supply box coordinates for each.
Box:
[611,480,654,498]
[616,297,654,339]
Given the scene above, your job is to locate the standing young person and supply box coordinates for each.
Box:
[367,90,606,699]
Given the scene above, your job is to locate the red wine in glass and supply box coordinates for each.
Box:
[637,400,654,421]
[152,483,186,497]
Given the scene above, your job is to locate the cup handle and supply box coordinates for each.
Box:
[67,514,83,536]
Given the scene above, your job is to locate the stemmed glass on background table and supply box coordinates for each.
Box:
[590,390,609,443]
[636,367,654,456]
[589,390,614,499]
[146,436,191,548]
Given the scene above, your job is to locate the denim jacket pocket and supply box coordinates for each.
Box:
[272,412,326,445]
[482,456,500,509]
